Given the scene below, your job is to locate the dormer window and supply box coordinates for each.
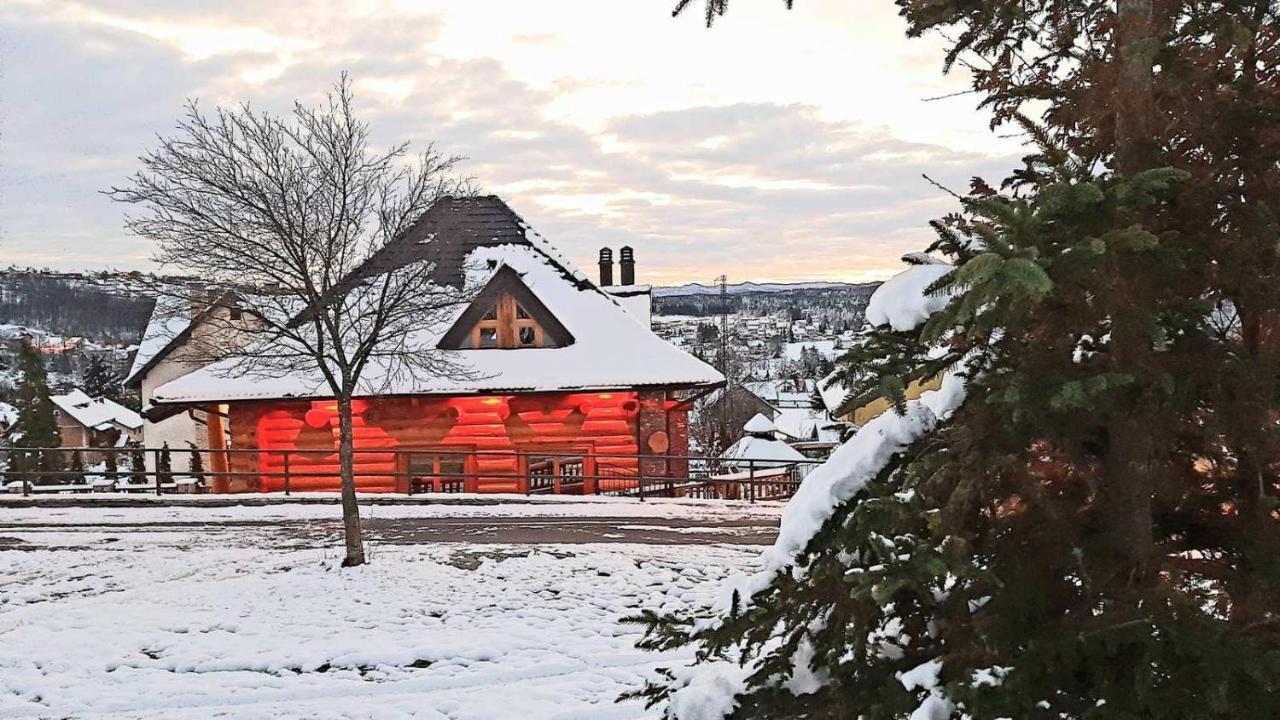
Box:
[439,266,574,351]
[468,295,547,348]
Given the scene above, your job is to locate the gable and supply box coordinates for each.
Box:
[438,266,574,350]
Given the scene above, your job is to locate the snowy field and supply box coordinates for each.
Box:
[0,501,772,719]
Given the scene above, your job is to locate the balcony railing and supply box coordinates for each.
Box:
[0,446,821,502]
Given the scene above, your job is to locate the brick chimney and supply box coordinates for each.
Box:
[598,247,614,286]
[619,246,635,286]
[186,281,207,318]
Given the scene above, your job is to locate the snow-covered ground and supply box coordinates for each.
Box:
[0,502,770,718]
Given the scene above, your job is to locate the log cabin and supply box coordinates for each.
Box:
[131,196,725,493]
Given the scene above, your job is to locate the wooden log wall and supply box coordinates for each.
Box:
[227,391,649,493]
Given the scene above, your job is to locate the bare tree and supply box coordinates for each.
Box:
[108,75,475,566]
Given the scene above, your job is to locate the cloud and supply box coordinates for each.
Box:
[0,0,1020,283]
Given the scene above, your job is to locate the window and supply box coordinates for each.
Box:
[406,451,470,493]
[467,293,546,349]
[438,266,574,351]
[228,307,243,321]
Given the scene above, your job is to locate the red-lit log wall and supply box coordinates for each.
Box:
[220,390,689,493]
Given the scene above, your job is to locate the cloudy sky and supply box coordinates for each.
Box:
[0,0,1021,285]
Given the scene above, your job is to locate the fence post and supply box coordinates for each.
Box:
[154,448,162,497]
[22,450,30,497]
[283,451,291,496]
[404,451,412,496]
[748,459,755,503]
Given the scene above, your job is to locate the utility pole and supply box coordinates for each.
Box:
[714,274,729,377]
[715,274,730,450]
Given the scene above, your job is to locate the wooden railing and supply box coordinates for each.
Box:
[0,446,820,502]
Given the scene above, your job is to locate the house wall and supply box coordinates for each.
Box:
[140,359,204,473]
[54,413,89,449]
[137,307,244,472]
[222,390,687,494]
[846,374,945,427]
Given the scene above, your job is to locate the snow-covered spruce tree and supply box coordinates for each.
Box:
[103,449,119,483]
[631,156,1280,718]
[156,442,173,487]
[82,355,122,402]
[68,449,85,485]
[635,1,1280,717]
[127,442,145,484]
[186,442,205,487]
[10,339,63,484]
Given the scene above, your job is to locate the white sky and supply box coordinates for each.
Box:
[0,0,1021,285]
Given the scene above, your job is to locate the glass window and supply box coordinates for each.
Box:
[516,304,531,320]
[519,326,536,345]
[439,457,466,478]
[482,305,498,321]
[479,327,498,348]
[408,452,469,493]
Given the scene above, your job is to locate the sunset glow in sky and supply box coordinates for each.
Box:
[0,0,1022,285]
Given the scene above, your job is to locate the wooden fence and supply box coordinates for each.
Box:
[0,446,819,502]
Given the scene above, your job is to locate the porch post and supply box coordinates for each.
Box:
[583,455,598,494]
[206,406,230,493]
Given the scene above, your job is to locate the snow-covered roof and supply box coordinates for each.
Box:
[150,199,723,404]
[773,408,824,440]
[742,379,814,407]
[51,389,143,432]
[125,296,196,388]
[0,401,16,427]
[743,413,775,435]
[720,435,808,466]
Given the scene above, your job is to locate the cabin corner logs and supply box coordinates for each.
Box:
[220,390,691,493]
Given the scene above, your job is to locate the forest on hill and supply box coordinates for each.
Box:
[0,268,155,343]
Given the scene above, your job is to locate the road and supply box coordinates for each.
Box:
[0,502,783,549]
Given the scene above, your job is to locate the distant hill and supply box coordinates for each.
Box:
[0,268,156,344]
[654,280,872,297]
[653,279,880,323]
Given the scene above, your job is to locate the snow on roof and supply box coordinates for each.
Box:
[742,379,814,405]
[773,408,824,440]
[51,389,143,432]
[720,435,807,466]
[864,262,954,332]
[151,228,723,404]
[743,413,775,434]
[125,295,193,387]
[0,401,16,427]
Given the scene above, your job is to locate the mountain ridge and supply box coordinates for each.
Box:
[653,280,879,297]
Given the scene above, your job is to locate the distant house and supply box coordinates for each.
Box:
[50,389,142,459]
[702,384,777,429]
[744,378,814,409]
[816,369,944,428]
[720,413,808,469]
[133,196,723,494]
[123,286,239,474]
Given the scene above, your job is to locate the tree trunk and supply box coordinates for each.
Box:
[1098,0,1159,589]
[337,392,366,567]
[1114,0,1158,176]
